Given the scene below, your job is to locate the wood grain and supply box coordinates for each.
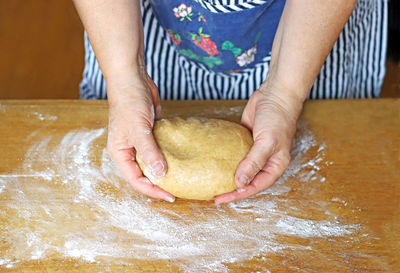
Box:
[0,99,399,272]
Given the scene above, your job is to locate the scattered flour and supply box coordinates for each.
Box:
[212,106,244,116]
[31,111,58,121]
[0,122,379,272]
[0,179,5,194]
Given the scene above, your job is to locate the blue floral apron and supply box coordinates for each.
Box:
[80,0,388,99]
[149,0,285,74]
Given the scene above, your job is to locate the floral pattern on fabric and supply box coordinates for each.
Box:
[222,32,261,67]
[180,49,223,68]
[173,3,193,21]
[236,45,257,67]
[189,27,219,56]
[197,12,206,22]
[167,29,182,45]
[221,41,242,57]
[154,0,284,73]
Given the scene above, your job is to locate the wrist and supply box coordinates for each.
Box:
[103,52,146,85]
[263,72,309,99]
[258,80,306,121]
[106,66,149,105]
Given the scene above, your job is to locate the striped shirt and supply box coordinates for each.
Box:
[80,0,388,100]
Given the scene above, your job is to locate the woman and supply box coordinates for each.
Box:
[73,0,387,203]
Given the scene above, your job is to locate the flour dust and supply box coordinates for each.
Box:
[0,123,375,272]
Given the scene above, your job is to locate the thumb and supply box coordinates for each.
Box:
[234,137,275,188]
[132,121,167,179]
[145,73,162,119]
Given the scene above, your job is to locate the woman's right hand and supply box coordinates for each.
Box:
[106,69,175,202]
[73,0,173,200]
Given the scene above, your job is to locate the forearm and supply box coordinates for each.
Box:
[73,0,144,85]
[264,0,356,108]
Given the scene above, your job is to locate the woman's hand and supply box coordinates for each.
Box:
[214,86,304,204]
[73,0,173,200]
[106,69,175,202]
[214,0,354,204]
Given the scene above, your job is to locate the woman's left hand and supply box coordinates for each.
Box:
[214,86,304,204]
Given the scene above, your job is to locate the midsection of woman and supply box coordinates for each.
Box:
[79,0,387,100]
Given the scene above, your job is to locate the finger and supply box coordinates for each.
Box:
[215,153,288,204]
[240,103,254,131]
[132,121,168,179]
[240,90,259,130]
[234,138,276,189]
[109,147,175,202]
[133,177,175,202]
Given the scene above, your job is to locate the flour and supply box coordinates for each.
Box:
[275,216,358,237]
[31,111,58,121]
[0,179,5,194]
[212,106,244,116]
[0,122,378,272]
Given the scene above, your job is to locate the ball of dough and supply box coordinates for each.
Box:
[137,117,253,200]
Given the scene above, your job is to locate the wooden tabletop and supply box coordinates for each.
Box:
[0,99,399,272]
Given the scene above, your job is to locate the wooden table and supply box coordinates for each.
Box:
[0,99,399,272]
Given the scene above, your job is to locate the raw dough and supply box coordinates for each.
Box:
[137,117,253,200]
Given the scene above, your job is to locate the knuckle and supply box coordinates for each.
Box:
[255,130,280,147]
[271,152,291,173]
[135,138,153,154]
[250,139,275,163]
[135,143,162,166]
[131,122,153,141]
[245,156,263,174]
[254,130,277,146]
[280,152,291,169]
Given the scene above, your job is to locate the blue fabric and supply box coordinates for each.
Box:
[149,0,285,73]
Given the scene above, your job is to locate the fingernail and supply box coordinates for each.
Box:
[164,196,175,203]
[236,188,246,193]
[149,161,166,178]
[239,175,250,187]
